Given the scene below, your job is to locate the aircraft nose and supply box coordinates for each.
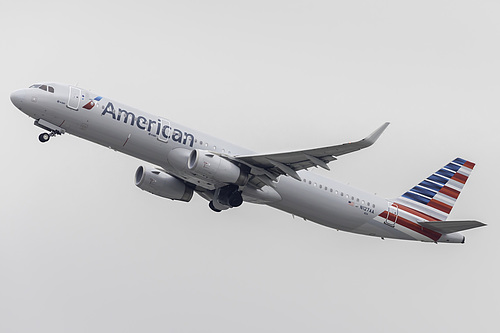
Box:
[10,89,25,109]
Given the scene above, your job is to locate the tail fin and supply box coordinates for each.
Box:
[394,158,475,222]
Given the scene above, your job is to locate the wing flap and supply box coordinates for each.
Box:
[418,220,486,234]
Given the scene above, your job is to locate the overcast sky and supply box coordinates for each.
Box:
[1,1,498,332]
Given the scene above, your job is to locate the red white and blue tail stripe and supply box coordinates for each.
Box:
[394,158,475,222]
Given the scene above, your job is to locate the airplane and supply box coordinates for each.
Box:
[10,82,486,243]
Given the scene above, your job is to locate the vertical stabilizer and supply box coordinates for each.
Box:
[394,158,475,222]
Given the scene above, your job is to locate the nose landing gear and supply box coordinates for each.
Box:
[38,131,60,143]
[38,133,51,143]
[34,119,66,143]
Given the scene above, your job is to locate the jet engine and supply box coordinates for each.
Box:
[187,149,248,186]
[135,166,193,202]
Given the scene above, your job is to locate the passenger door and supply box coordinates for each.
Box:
[67,86,81,110]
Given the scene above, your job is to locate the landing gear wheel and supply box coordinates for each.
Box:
[209,201,222,213]
[39,133,50,143]
[228,191,243,207]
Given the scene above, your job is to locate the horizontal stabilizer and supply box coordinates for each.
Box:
[418,220,486,234]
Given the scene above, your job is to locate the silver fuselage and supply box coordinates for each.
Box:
[11,83,465,243]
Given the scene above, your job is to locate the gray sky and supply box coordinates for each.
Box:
[1,1,498,332]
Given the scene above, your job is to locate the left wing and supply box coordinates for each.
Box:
[229,122,389,187]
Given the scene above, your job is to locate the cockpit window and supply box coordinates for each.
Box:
[29,84,54,93]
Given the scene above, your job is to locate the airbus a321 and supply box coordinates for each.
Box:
[10,83,486,243]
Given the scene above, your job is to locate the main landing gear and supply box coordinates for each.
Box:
[209,201,222,213]
[208,185,244,212]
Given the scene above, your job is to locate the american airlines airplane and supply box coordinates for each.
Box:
[10,83,486,243]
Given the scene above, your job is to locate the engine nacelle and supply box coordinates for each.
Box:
[135,166,193,202]
[187,149,248,186]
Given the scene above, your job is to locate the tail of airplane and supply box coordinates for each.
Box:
[393,158,485,234]
[396,158,474,221]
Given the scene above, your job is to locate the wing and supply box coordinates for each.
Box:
[230,122,389,187]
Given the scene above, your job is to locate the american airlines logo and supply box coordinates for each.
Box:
[100,102,195,147]
[82,96,102,110]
